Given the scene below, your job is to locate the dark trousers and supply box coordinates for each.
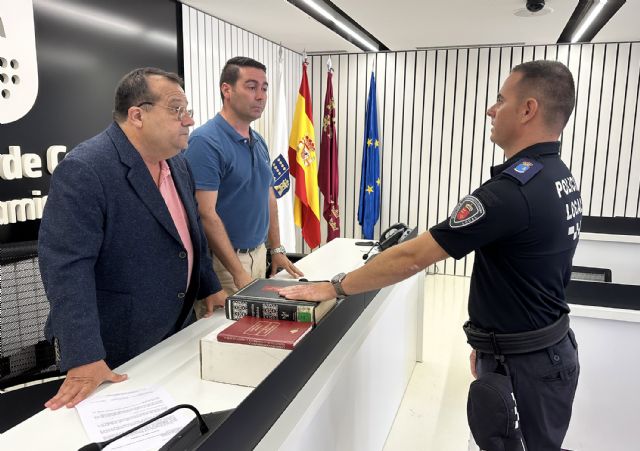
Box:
[475,330,580,451]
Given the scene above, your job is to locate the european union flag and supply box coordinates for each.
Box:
[357,72,381,239]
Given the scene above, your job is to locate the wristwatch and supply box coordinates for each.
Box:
[331,272,348,297]
[269,245,286,255]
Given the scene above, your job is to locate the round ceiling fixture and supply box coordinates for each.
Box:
[513,6,553,17]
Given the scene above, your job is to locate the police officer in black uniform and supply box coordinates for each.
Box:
[279,60,581,450]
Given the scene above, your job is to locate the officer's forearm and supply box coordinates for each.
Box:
[342,232,448,295]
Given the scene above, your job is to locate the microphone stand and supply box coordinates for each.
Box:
[362,241,380,261]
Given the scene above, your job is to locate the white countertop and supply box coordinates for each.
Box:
[579,232,640,244]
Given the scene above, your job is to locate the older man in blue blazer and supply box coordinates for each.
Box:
[38,68,226,410]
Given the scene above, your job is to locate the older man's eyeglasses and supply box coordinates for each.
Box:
[137,102,194,121]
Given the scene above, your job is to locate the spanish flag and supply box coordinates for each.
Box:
[288,62,321,249]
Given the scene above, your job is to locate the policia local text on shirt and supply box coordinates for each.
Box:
[279,60,581,450]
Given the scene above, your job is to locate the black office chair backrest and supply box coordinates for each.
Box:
[0,241,59,390]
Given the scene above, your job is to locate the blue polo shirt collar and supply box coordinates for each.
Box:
[213,113,259,144]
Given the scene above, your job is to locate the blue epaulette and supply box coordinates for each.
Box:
[502,158,544,185]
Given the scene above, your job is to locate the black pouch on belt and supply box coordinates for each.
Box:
[467,360,527,451]
[463,316,569,449]
[467,331,527,451]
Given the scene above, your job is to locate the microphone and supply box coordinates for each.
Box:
[78,404,209,451]
[362,242,380,260]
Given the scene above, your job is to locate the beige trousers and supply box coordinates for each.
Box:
[194,244,267,319]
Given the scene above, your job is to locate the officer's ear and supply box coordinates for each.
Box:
[520,97,539,125]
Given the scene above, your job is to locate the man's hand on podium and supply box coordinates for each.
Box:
[270,253,304,278]
[45,360,127,410]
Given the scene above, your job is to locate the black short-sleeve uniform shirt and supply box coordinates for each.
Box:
[430,142,582,333]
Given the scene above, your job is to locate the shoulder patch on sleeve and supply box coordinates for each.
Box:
[502,158,544,185]
[449,195,486,228]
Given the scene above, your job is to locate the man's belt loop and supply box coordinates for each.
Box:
[489,332,505,364]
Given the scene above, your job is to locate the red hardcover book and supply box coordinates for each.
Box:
[217,316,313,350]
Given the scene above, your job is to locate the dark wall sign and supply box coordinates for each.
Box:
[0,0,181,243]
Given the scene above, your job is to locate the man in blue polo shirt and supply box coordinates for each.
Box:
[185,57,302,318]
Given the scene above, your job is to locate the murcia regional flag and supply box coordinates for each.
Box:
[288,61,321,249]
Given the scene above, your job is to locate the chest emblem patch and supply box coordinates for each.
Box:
[449,195,486,228]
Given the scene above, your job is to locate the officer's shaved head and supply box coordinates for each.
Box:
[511,60,576,130]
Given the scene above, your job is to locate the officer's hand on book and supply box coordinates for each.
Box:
[279,282,335,302]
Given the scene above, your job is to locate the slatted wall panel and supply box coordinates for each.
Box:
[309,43,640,275]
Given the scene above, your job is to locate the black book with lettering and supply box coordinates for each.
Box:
[225,279,336,325]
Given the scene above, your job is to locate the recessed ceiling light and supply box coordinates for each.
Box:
[288,0,387,52]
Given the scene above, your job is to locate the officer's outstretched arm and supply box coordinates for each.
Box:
[340,231,449,296]
[279,232,449,302]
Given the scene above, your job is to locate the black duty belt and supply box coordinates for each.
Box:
[463,314,570,355]
[235,246,260,254]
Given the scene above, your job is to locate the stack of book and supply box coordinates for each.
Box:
[201,278,337,387]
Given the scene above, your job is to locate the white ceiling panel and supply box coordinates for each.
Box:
[333,0,578,49]
[180,0,361,53]
[181,0,640,54]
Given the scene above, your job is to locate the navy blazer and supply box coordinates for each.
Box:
[39,123,221,371]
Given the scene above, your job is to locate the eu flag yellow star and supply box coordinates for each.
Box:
[367,138,372,147]
[376,178,381,186]
[366,185,374,194]
[374,139,380,148]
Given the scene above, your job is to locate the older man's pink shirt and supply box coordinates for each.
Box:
[158,160,193,289]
